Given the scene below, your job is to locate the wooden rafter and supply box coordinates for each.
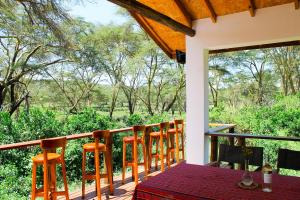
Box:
[174,0,192,27]
[203,0,217,23]
[295,0,299,9]
[248,0,256,17]
[107,0,195,36]
[130,12,174,58]
[209,40,300,54]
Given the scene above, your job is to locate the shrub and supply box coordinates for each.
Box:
[125,114,145,126]
[0,164,31,200]
[14,108,62,142]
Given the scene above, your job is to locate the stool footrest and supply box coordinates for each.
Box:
[51,191,68,197]
[84,173,109,180]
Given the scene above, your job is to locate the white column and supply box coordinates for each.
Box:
[185,37,209,165]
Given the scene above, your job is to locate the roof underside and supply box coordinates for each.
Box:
[130,0,297,58]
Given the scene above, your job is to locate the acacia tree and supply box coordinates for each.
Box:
[159,63,186,113]
[0,2,68,115]
[231,50,269,105]
[267,47,300,95]
[91,23,139,118]
[208,64,231,107]
[137,36,169,115]
[121,57,143,115]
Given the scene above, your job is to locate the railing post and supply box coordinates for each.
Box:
[228,127,235,146]
[237,137,246,170]
[228,127,235,168]
[210,136,218,162]
[145,127,151,172]
[107,133,114,183]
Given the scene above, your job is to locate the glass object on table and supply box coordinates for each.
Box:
[241,159,254,186]
[262,160,272,192]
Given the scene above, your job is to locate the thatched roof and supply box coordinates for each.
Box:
[118,0,298,58]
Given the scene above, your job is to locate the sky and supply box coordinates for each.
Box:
[67,0,127,25]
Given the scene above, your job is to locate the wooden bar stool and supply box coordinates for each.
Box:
[82,130,113,200]
[149,122,169,172]
[167,119,185,165]
[31,137,69,200]
[122,125,148,185]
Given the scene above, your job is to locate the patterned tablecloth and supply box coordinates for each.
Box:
[132,162,300,200]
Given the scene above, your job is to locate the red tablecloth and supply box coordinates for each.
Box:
[132,162,300,200]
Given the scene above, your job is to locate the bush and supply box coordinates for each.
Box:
[14,108,62,142]
[64,108,112,134]
[125,114,145,126]
[210,95,300,175]
[0,164,31,200]
[0,112,14,145]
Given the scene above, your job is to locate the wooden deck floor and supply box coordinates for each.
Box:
[58,164,172,200]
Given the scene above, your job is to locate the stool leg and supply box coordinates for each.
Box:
[149,136,153,170]
[155,138,159,170]
[133,140,138,185]
[105,151,114,195]
[122,141,126,184]
[166,135,170,168]
[142,141,148,180]
[43,160,49,200]
[31,163,37,200]
[181,132,185,160]
[82,150,86,199]
[50,163,57,200]
[175,132,180,164]
[171,134,175,163]
[160,135,164,172]
[95,149,101,200]
[61,160,70,200]
[131,144,135,181]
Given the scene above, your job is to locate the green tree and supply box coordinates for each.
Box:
[0,3,68,115]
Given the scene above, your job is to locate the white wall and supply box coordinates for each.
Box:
[185,3,300,165]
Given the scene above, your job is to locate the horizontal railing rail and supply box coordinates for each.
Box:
[0,122,235,151]
[207,124,236,134]
[0,123,164,151]
[206,132,300,142]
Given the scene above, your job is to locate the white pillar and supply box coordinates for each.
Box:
[185,39,209,165]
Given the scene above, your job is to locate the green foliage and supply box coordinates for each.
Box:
[64,108,112,134]
[210,95,300,175]
[0,164,31,200]
[14,108,62,142]
[0,112,14,144]
[125,114,145,126]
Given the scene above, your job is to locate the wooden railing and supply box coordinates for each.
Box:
[0,123,164,151]
[206,128,300,169]
[0,122,235,151]
[206,123,236,162]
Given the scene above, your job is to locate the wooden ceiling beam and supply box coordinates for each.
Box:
[209,40,300,54]
[203,0,217,23]
[295,0,299,9]
[174,0,192,27]
[130,12,173,58]
[107,0,195,36]
[248,0,256,17]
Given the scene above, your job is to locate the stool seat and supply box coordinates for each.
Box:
[168,128,183,133]
[150,132,166,137]
[83,142,106,151]
[123,136,142,143]
[32,153,61,163]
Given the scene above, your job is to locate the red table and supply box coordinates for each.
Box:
[132,162,300,200]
